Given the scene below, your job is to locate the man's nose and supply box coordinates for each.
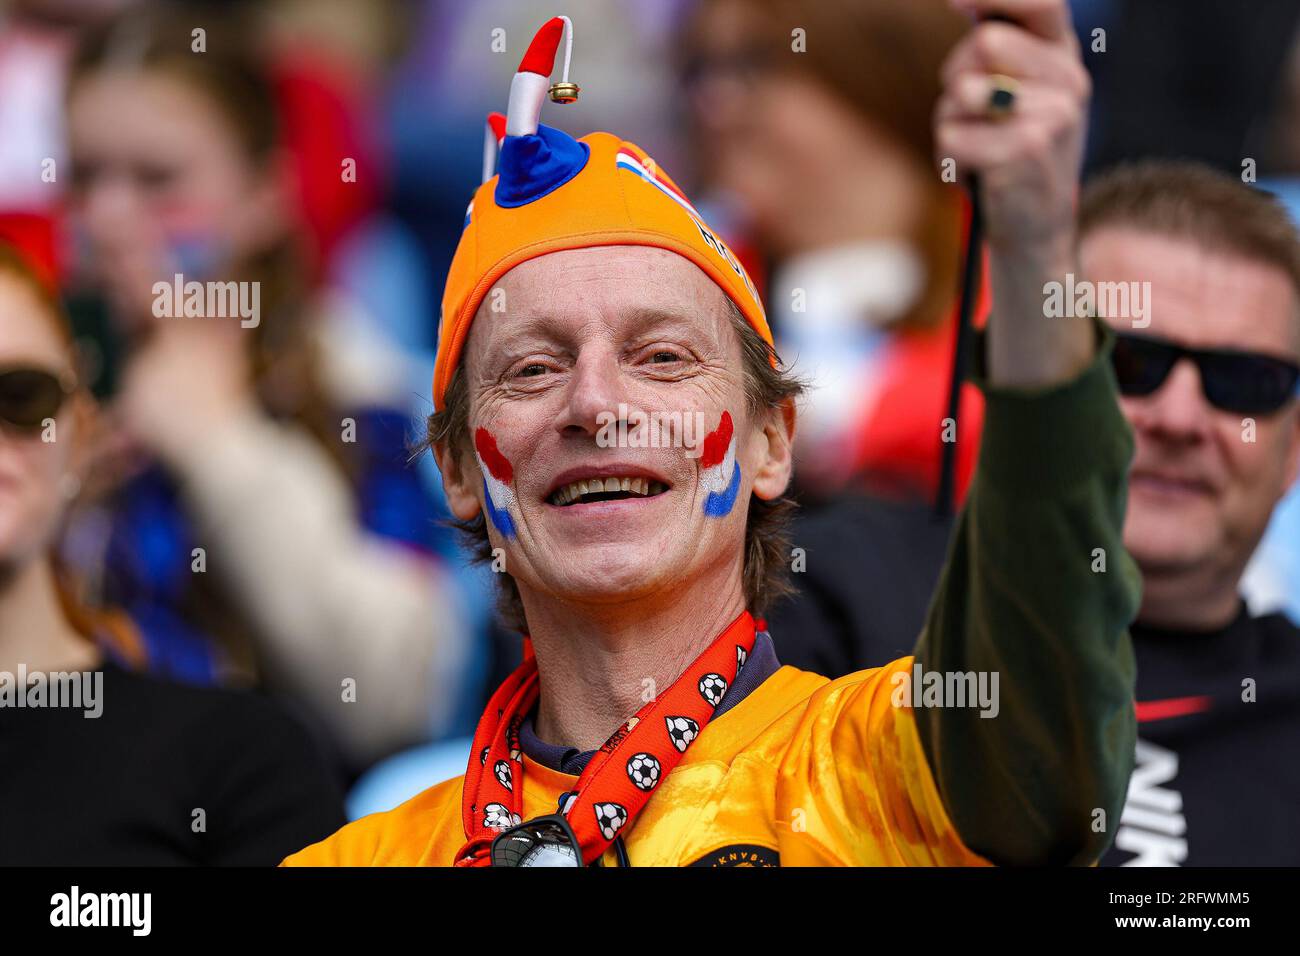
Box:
[1130,357,1214,442]
[556,350,627,438]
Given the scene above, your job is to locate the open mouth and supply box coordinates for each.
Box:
[548,476,670,507]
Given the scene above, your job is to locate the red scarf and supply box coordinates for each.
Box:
[455,610,758,866]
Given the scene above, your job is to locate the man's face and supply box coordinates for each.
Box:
[1081,227,1300,580]
[436,246,793,612]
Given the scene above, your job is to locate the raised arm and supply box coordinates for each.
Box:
[914,0,1140,864]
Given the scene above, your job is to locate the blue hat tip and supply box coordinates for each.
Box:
[494,124,590,209]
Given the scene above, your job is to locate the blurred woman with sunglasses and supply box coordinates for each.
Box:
[58,4,471,772]
[0,244,345,864]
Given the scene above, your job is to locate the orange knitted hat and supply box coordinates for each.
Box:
[433,15,771,411]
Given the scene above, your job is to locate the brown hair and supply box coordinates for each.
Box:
[1080,160,1300,341]
[68,4,278,162]
[681,0,969,332]
[0,244,147,666]
[0,244,72,348]
[424,300,806,633]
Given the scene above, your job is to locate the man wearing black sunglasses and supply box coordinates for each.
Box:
[1078,160,1300,865]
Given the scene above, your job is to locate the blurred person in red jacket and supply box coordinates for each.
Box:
[0,243,345,864]
[58,4,471,771]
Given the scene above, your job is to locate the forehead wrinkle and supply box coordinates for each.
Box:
[464,246,740,383]
[469,300,732,366]
[616,304,730,347]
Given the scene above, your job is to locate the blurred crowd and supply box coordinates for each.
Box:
[1,0,1299,866]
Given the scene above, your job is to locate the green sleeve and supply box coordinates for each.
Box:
[913,318,1141,866]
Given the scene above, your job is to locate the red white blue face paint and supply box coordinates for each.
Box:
[699,411,740,518]
[474,428,517,537]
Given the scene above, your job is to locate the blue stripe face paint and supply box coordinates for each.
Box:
[703,462,742,518]
[482,477,517,537]
[475,428,518,539]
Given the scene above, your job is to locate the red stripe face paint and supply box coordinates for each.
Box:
[699,411,733,469]
[474,428,517,536]
[474,428,514,482]
[699,412,740,517]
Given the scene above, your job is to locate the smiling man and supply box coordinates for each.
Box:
[1077,161,1300,866]
[284,1,1141,868]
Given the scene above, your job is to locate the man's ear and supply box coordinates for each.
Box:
[433,439,484,521]
[750,398,797,502]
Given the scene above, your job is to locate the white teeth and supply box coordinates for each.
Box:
[549,475,670,505]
